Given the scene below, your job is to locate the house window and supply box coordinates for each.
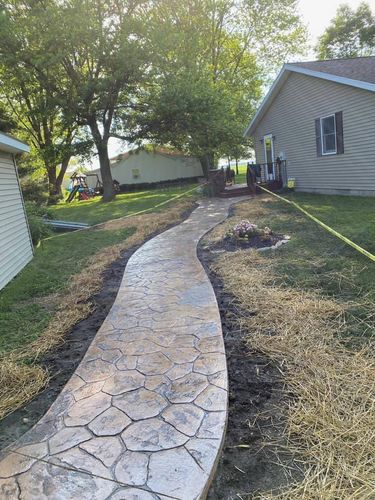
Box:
[320,115,336,155]
[315,111,344,157]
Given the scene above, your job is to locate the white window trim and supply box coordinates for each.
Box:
[320,114,337,156]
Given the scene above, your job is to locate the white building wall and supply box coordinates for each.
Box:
[89,150,203,187]
[0,152,33,290]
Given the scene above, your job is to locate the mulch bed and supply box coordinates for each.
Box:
[198,245,301,499]
[0,204,197,451]
[209,233,285,253]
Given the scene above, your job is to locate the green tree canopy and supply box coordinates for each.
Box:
[125,0,306,175]
[0,1,93,201]
[0,0,150,202]
[47,0,150,201]
[0,0,306,199]
[316,2,375,59]
[0,102,16,133]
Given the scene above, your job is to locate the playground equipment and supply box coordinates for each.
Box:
[66,172,103,203]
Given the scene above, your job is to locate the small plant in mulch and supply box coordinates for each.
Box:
[210,220,287,252]
[229,219,283,249]
[231,220,272,240]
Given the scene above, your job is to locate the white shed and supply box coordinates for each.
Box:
[0,133,33,290]
[88,148,203,187]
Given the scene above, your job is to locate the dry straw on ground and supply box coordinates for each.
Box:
[0,198,195,420]
[210,198,375,499]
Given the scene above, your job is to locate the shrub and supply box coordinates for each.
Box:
[25,202,54,245]
[20,176,48,205]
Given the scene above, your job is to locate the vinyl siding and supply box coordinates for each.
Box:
[0,152,33,290]
[253,72,375,195]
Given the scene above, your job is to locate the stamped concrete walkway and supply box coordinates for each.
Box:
[0,198,246,500]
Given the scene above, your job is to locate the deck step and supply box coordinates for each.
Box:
[218,186,251,198]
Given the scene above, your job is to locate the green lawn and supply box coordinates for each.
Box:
[250,193,375,337]
[0,227,134,354]
[286,192,375,254]
[234,164,248,184]
[50,183,198,224]
[0,184,198,355]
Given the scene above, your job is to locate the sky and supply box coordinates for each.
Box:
[88,0,375,168]
[299,0,375,58]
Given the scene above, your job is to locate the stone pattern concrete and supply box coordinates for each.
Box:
[0,198,245,500]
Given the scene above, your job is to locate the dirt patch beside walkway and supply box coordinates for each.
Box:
[199,245,300,499]
[202,196,375,499]
[0,202,197,451]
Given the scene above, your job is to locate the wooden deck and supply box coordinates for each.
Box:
[218,183,252,198]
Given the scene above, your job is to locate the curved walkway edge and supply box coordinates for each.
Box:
[0,197,249,500]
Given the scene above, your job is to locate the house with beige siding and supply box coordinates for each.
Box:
[86,147,203,188]
[245,57,375,196]
[0,133,33,290]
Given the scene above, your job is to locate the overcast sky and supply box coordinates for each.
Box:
[90,0,375,167]
[299,0,375,57]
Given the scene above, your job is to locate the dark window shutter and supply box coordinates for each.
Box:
[315,118,322,157]
[335,111,344,154]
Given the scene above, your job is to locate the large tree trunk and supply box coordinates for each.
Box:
[47,165,60,204]
[89,119,115,202]
[199,152,215,179]
[97,142,115,202]
[199,156,209,179]
[55,155,71,199]
[46,155,72,204]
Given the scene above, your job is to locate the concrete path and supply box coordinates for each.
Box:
[0,198,245,500]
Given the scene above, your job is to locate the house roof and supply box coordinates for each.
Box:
[288,57,375,84]
[245,56,375,136]
[110,146,187,163]
[0,132,29,154]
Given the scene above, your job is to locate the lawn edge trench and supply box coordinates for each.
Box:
[0,198,197,422]
[200,195,375,499]
[0,197,249,499]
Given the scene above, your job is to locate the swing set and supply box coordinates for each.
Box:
[66,172,103,203]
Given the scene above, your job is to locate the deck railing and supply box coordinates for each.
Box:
[247,160,287,189]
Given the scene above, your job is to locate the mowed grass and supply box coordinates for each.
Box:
[234,163,248,184]
[50,183,198,224]
[0,184,198,355]
[286,192,375,254]
[249,193,375,337]
[0,227,135,354]
[210,194,375,498]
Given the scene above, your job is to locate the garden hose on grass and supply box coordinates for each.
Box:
[257,185,375,264]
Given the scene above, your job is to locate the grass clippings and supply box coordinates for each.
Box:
[0,198,195,420]
[209,196,375,499]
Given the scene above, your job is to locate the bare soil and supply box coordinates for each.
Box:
[0,204,197,451]
[198,245,301,499]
